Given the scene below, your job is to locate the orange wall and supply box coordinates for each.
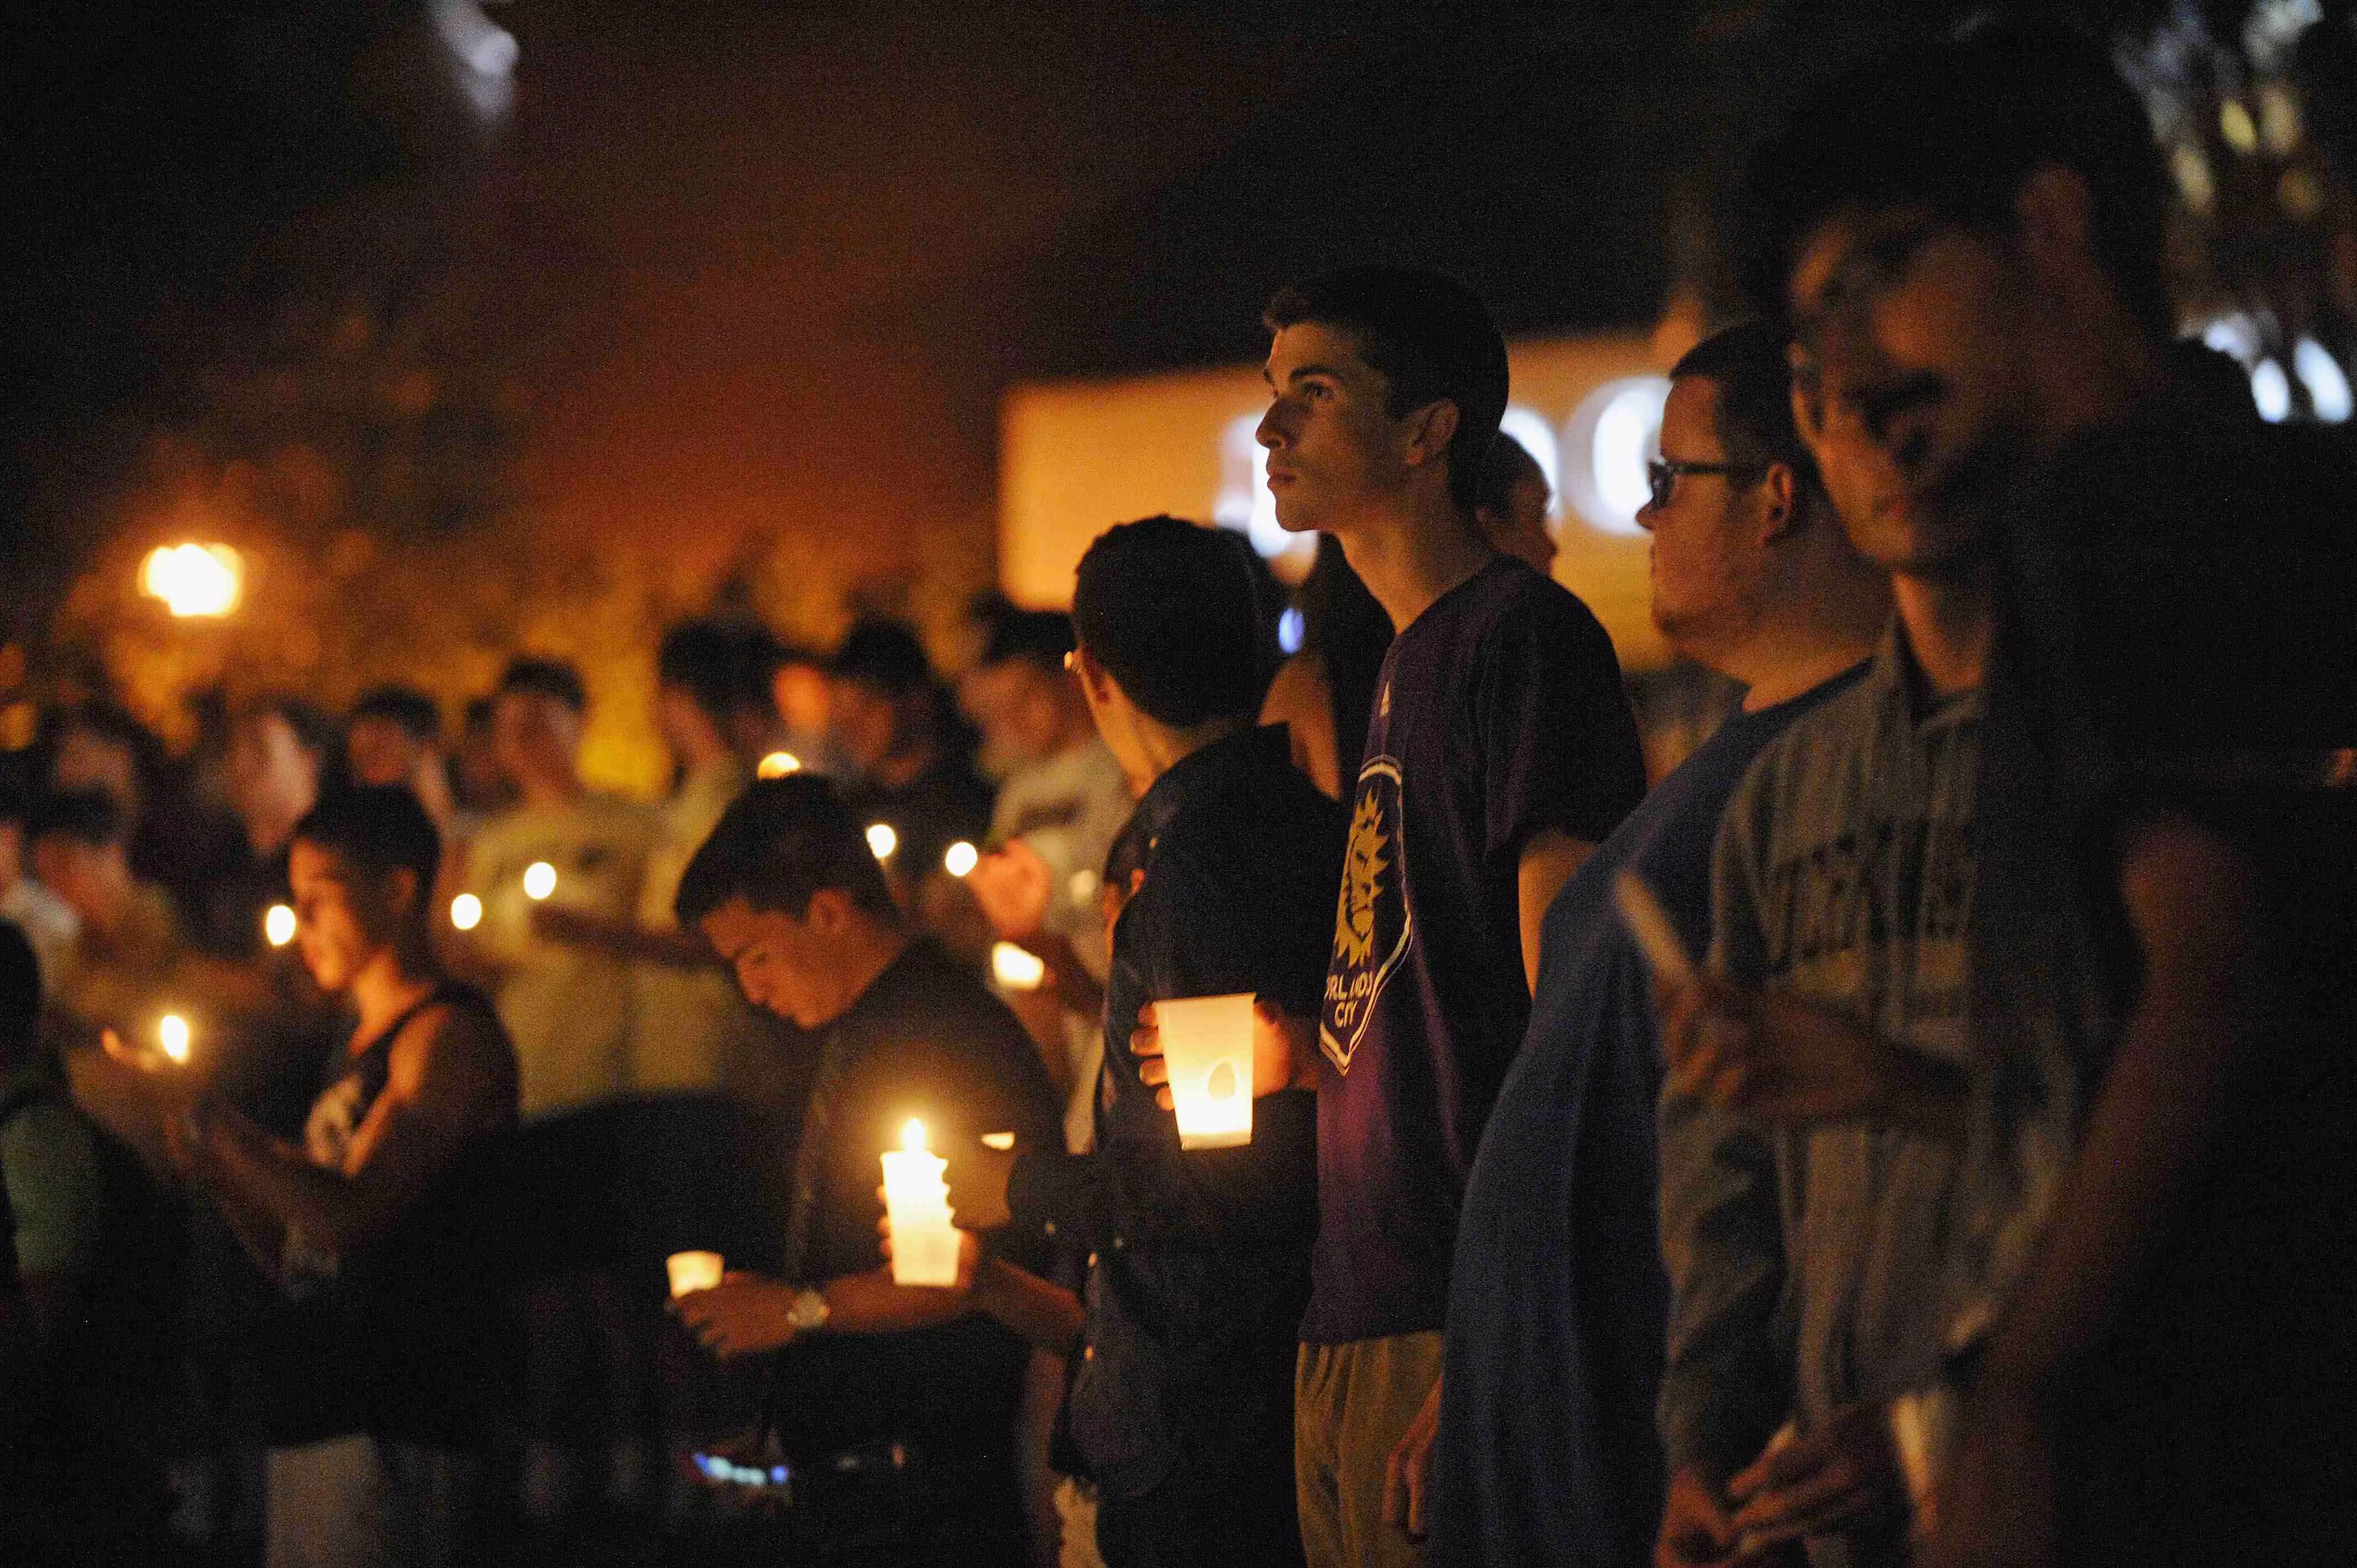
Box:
[999,332,1677,670]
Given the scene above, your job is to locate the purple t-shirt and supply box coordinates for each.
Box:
[1304,556,1645,1344]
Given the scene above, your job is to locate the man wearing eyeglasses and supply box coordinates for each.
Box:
[1657,23,2357,1568]
[1431,320,1886,1567]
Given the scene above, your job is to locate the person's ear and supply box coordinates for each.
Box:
[384,866,420,921]
[1400,398,1461,476]
[804,886,853,936]
[2013,163,2098,287]
[1756,461,1802,547]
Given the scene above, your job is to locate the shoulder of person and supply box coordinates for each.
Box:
[388,992,514,1096]
[1721,676,1880,827]
[1464,561,1617,666]
[0,1088,95,1162]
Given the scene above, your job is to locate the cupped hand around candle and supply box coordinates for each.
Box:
[1132,998,1316,1109]
[672,1271,801,1358]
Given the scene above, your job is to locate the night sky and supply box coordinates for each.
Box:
[0,2,1929,672]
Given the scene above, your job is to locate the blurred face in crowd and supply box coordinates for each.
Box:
[346,715,426,791]
[1476,467,1557,574]
[772,661,832,739]
[229,711,322,851]
[1641,376,1781,663]
[52,726,139,816]
[960,657,1073,776]
[655,683,729,771]
[827,677,903,778]
[491,689,583,796]
[289,839,414,993]
[1258,322,1432,537]
[1784,204,2037,576]
[31,834,124,923]
[698,891,862,1030]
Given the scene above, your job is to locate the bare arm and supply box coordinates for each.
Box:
[182,1004,507,1260]
[1517,829,1596,993]
[974,1256,1085,1354]
[1975,810,2265,1395]
[1921,811,2267,1567]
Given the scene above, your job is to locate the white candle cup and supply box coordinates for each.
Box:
[880,1121,960,1287]
[666,1249,723,1299]
[1152,992,1256,1149]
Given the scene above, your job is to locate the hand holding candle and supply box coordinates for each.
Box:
[1149,993,1256,1148]
[880,1118,961,1286]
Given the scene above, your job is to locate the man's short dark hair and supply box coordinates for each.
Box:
[1073,516,1273,729]
[1263,265,1510,512]
[1670,320,1825,504]
[1737,22,2171,336]
[32,788,127,849]
[497,657,588,715]
[351,685,442,745]
[675,775,898,927]
[978,609,1076,675]
[658,620,764,724]
[830,618,933,700]
[292,786,442,896]
[0,924,39,1075]
[1476,431,1546,515]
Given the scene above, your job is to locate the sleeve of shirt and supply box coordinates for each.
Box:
[1104,845,1321,1252]
[1475,587,1648,863]
[2,1100,105,1281]
[1656,783,1794,1476]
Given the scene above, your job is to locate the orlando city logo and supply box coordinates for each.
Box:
[1321,756,1411,1074]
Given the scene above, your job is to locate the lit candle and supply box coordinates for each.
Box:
[1152,993,1255,1149]
[943,840,979,878]
[879,1118,960,1286]
[865,823,898,862]
[522,861,558,900]
[991,941,1046,991]
[666,1249,723,1299]
[158,1013,192,1065]
[264,903,297,948]
[450,893,483,931]
[757,751,802,780]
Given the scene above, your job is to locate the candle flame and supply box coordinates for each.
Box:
[264,904,297,947]
[159,1014,191,1063]
[140,543,243,618]
[943,840,979,878]
[900,1118,928,1153]
[450,893,483,930]
[866,823,898,861]
[757,751,802,780]
[523,862,557,900]
[992,941,1046,991]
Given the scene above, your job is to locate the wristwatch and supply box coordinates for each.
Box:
[787,1287,831,1335]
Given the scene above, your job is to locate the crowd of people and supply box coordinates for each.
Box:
[5,20,2354,1568]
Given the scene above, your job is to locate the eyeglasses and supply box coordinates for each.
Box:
[1646,458,1766,511]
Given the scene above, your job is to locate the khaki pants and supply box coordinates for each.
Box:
[1295,1333,1442,1568]
[266,1435,476,1568]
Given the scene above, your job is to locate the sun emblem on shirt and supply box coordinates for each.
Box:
[1321,756,1411,1075]
[1336,791,1390,968]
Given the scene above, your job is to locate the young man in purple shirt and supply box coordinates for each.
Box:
[1255,265,1647,1565]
